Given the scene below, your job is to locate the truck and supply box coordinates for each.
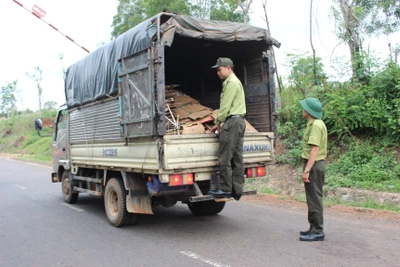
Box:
[35,12,281,227]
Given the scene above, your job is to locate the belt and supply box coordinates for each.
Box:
[227,115,244,119]
[303,159,325,163]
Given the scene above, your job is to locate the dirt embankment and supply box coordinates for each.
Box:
[259,163,400,209]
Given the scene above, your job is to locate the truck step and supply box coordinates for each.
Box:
[214,197,233,202]
[212,190,257,202]
[189,195,215,202]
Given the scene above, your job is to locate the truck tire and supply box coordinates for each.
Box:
[61,171,79,204]
[126,213,139,225]
[208,201,226,215]
[188,201,226,216]
[104,178,130,227]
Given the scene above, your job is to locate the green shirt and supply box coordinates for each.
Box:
[215,73,246,125]
[302,118,328,161]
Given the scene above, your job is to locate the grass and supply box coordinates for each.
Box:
[326,174,400,193]
[245,176,280,194]
[260,187,280,194]
[324,198,400,213]
[17,154,52,162]
[0,111,55,162]
[295,195,306,202]
[296,194,400,213]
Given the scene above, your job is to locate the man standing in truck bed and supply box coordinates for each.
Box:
[209,57,246,200]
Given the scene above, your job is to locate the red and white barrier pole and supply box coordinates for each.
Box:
[12,0,90,53]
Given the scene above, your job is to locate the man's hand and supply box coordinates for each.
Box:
[302,172,310,183]
[211,125,221,136]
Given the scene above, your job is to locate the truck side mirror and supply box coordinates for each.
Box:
[34,118,43,132]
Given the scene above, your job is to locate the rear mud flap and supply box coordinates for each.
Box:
[127,195,153,215]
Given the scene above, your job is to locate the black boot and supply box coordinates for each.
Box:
[208,189,231,198]
[299,233,325,241]
[231,189,241,201]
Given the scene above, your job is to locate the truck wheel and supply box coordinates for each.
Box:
[208,202,226,215]
[188,201,211,216]
[61,171,79,204]
[126,213,139,225]
[188,201,226,216]
[104,178,129,227]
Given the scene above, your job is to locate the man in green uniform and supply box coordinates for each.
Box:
[299,97,327,241]
[209,57,246,200]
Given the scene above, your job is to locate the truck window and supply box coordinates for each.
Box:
[58,112,67,130]
[54,110,68,141]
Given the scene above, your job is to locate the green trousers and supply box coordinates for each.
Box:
[304,160,325,234]
[218,117,246,194]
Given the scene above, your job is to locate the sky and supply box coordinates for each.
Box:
[0,0,399,112]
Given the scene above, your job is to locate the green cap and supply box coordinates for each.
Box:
[211,57,234,68]
[300,98,323,119]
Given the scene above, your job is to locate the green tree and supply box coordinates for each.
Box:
[356,0,400,36]
[26,67,43,119]
[111,0,247,37]
[210,0,244,22]
[236,0,252,24]
[285,52,326,97]
[190,0,211,19]
[277,53,327,146]
[43,101,58,110]
[189,0,248,21]
[111,0,191,37]
[0,80,18,118]
[332,0,400,83]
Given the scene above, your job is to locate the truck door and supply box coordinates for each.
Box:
[118,48,158,137]
[52,109,69,172]
[242,52,277,133]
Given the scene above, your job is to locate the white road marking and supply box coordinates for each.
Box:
[61,203,84,212]
[180,251,231,267]
[15,185,27,190]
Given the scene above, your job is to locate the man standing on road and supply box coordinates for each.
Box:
[209,57,246,201]
[299,97,327,242]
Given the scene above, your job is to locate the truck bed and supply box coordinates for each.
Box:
[162,133,274,170]
[70,132,274,176]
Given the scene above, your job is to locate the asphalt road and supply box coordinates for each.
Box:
[0,158,399,267]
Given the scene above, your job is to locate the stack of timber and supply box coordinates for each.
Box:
[165,88,258,135]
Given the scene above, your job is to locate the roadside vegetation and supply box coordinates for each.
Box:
[0,110,56,162]
[277,54,400,194]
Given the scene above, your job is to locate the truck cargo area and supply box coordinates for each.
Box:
[164,35,276,133]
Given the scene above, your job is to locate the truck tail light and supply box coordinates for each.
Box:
[169,173,194,186]
[256,167,266,177]
[186,173,194,185]
[246,168,253,178]
[246,167,266,178]
[169,174,182,186]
